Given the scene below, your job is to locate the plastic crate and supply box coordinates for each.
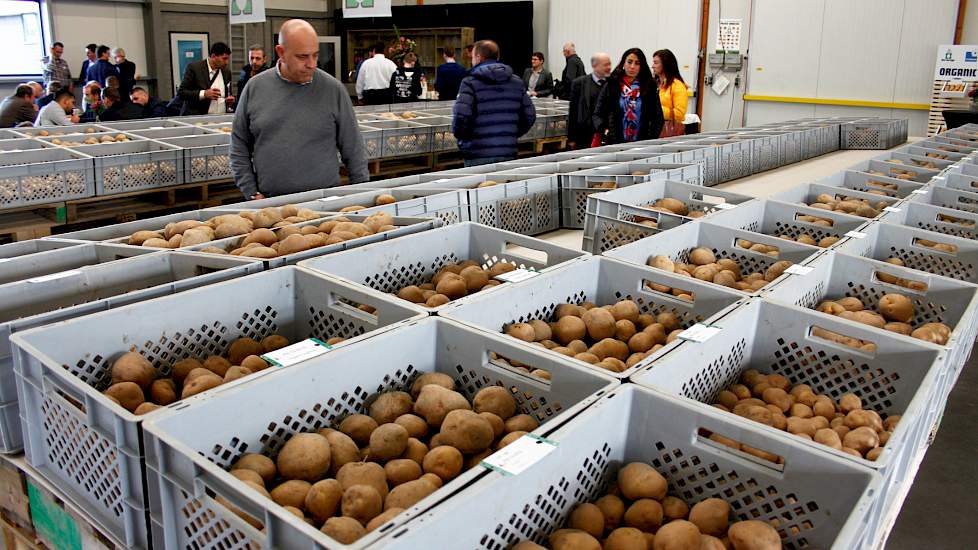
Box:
[439,256,743,379]
[76,139,183,195]
[632,299,942,537]
[0,138,53,152]
[903,145,968,162]
[947,160,978,178]
[878,151,956,172]
[684,139,753,182]
[908,184,978,214]
[522,109,551,140]
[0,238,81,260]
[416,116,457,151]
[582,208,690,254]
[0,251,260,454]
[12,123,111,138]
[916,139,975,155]
[124,126,219,140]
[879,200,978,240]
[780,125,824,159]
[772,182,902,218]
[142,316,616,550]
[816,170,925,199]
[559,161,704,229]
[157,133,231,183]
[359,124,383,159]
[298,222,588,311]
[848,159,940,184]
[371,119,432,157]
[0,242,153,287]
[836,221,978,284]
[182,114,235,128]
[603,145,721,185]
[842,120,907,150]
[933,172,978,194]
[294,188,471,225]
[707,198,871,250]
[605,220,823,294]
[186,213,442,267]
[9,266,427,549]
[383,384,880,550]
[762,250,978,374]
[929,134,977,150]
[97,119,192,132]
[742,133,782,173]
[0,147,95,208]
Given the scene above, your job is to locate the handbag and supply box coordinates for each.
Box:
[659,84,686,138]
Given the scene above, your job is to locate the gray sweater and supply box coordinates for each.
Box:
[231,66,369,198]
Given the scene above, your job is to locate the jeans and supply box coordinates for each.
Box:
[463,156,515,167]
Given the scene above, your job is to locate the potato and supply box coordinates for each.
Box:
[336,461,388,498]
[844,409,883,432]
[611,300,641,324]
[393,414,428,439]
[582,308,617,340]
[384,478,438,511]
[228,337,264,365]
[366,506,405,532]
[316,431,359,476]
[439,409,494,453]
[339,414,379,446]
[505,323,536,342]
[505,414,539,433]
[618,462,667,501]
[648,255,676,272]
[549,529,601,550]
[511,542,547,550]
[321,516,366,544]
[479,412,504,439]
[170,358,202,384]
[240,355,269,372]
[838,394,862,414]
[595,494,625,531]
[727,519,781,550]
[181,372,223,399]
[413,385,471,427]
[568,502,605,538]
[232,454,277,484]
[369,423,409,461]
[341,484,382,525]
[409,372,455,398]
[652,520,700,550]
[129,230,163,245]
[270,480,311,510]
[148,379,177,406]
[369,391,414,425]
[662,495,689,520]
[277,433,331,481]
[223,366,252,382]
[105,382,144,412]
[688,498,729,536]
[261,334,290,353]
[460,266,490,292]
[688,248,716,266]
[472,386,517,420]
[202,355,232,377]
[422,445,463,481]
[230,468,265,486]
[764,260,792,282]
[553,315,587,344]
[133,402,162,415]
[843,426,880,454]
[402,438,428,466]
[111,352,156,389]
[623,498,663,532]
[760,387,791,413]
[814,428,843,450]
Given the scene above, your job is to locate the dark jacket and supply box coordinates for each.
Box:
[86,59,118,87]
[568,73,605,147]
[0,96,36,127]
[78,59,93,86]
[453,61,535,160]
[178,59,232,116]
[36,94,55,108]
[435,61,466,100]
[141,97,167,118]
[521,68,554,98]
[237,63,269,97]
[99,100,145,121]
[389,66,423,102]
[116,60,136,98]
[593,77,664,144]
[558,53,586,99]
[79,104,104,123]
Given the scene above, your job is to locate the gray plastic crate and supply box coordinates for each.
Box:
[780,125,823,159]
[929,135,977,150]
[909,184,978,214]
[933,172,978,194]
[742,132,782,172]
[158,133,231,183]
[418,116,456,151]
[560,161,704,229]
[915,139,975,155]
[0,147,95,208]
[605,220,823,295]
[878,151,955,172]
[383,384,879,550]
[360,124,382,159]
[582,208,689,254]
[439,256,743,379]
[77,139,183,195]
[762,250,978,374]
[585,179,755,228]
[371,119,432,157]
[879,200,978,240]
[603,145,721,185]
[0,242,153,287]
[13,123,111,138]
[903,145,968,162]
[186,213,442,267]
[128,125,219,140]
[10,266,426,550]
[772,182,902,218]
[948,161,978,178]
[298,222,588,311]
[294,188,470,225]
[521,109,551,140]
[53,209,240,243]
[848,159,940,184]
[817,170,925,199]
[182,114,235,128]
[97,119,191,132]
[707,198,871,250]
[0,238,81,260]
[683,139,752,182]
[836,221,978,284]
[0,251,260,453]
[0,138,53,152]
[141,316,616,550]
[842,119,908,149]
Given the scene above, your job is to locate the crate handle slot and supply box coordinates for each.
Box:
[871,270,929,294]
[807,325,878,358]
[640,279,695,305]
[792,212,834,227]
[911,237,958,257]
[731,238,780,259]
[328,292,380,325]
[935,213,975,227]
[487,347,552,385]
[691,192,732,206]
[193,476,269,539]
[695,428,785,472]
[502,241,549,265]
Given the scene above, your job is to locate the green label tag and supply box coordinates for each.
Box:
[28,481,81,550]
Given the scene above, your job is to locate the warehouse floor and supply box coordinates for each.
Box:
[532,141,977,549]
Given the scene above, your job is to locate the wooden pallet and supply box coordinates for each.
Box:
[63,179,237,225]
[0,203,65,243]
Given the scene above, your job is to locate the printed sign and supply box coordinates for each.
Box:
[230,0,265,24]
[934,44,978,80]
[481,434,557,475]
[343,0,392,18]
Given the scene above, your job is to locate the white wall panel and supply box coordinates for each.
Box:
[893,0,955,103]
[51,0,147,81]
[748,0,823,97]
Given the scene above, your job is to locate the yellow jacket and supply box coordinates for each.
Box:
[659,79,688,124]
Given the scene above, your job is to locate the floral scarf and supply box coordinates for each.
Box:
[619,77,642,142]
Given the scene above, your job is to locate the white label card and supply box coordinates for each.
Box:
[430,178,452,183]
[481,434,558,476]
[883,206,902,213]
[911,189,928,195]
[784,264,814,276]
[598,165,615,170]
[578,156,593,160]
[261,338,331,367]
[494,268,539,283]
[714,202,737,210]
[317,196,341,202]
[845,231,867,239]
[677,323,722,343]
[27,270,82,283]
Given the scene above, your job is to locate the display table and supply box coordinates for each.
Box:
[942,109,978,129]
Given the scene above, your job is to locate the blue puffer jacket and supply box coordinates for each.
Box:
[452,61,536,160]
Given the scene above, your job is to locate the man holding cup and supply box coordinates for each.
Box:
[177,42,234,116]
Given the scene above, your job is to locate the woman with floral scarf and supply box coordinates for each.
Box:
[592,48,664,145]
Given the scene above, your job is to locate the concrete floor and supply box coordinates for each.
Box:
[533,140,977,549]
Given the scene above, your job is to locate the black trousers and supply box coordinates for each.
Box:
[362,89,393,105]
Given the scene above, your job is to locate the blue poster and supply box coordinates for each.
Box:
[178,40,203,81]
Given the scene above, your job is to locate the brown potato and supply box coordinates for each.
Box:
[270,480,311,510]
[688,498,729,536]
[261,334,290,352]
[472,386,517,420]
[321,516,366,544]
[414,384,472,427]
[233,453,277,483]
[366,506,405,532]
[369,423,410,461]
[277,433,331,481]
[111,352,156,389]
[170,358,202,384]
[409,372,455,398]
[623,498,663,532]
[394,414,428,439]
[505,414,539,433]
[383,478,438,511]
[202,356,232,377]
[727,520,781,550]
[422,445,463,482]
[661,495,689,520]
[568,503,605,538]
[549,529,601,550]
[228,337,264,365]
[339,414,379,446]
[439,409,494,453]
[149,379,177,406]
[369,391,414,425]
[105,382,144,412]
[180,372,223,399]
[618,462,667,501]
[336,461,388,498]
[304,478,342,522]
[652,520,700,549]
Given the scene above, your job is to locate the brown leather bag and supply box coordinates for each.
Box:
[659,84,686,138]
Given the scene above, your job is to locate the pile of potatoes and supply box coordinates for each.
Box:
[126,205,321,249]
[872,258,933,292]
[710,369,900,462]
[924,152,949,160]
[394,260,515,308]
[511,460,782,550]
[647,246,793,293]
[502,300,687,374]
[937,213,975,227]
[225,375,541,544]
[640,197,713,219]
[335,193,399,212]
[814,293,951,345]
[798,193,889,219]
[866,166,917,180]
[905,238,958,254]
[772,216,841,248]
[51,133,131,146]
[102,334,330,414]
[908,158,939,169]
[36,127,99,137]
[198,212,398,258]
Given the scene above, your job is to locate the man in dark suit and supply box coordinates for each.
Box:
[568,52,611,149]
[557,42,587,99]
[177,42,234,116]
[77,44,97,87]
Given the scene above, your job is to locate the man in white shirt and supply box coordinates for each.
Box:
[177,42,235,116]
[355,42,397,105]
[35,88,79,126]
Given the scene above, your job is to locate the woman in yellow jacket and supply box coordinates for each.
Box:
[652,49,688,137]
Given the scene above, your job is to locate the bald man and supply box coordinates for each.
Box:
[558,42,586,100]
[568,52,611,149]
[231,19,368,198]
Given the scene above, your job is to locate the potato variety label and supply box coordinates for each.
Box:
[261,338,332,367]
[677,323,722,343]
[494,269,540,284]
[480,434,557,476]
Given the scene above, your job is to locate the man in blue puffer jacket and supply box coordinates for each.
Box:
[452,40,536,166]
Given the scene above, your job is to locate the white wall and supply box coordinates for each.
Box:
[49,0,147,80]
